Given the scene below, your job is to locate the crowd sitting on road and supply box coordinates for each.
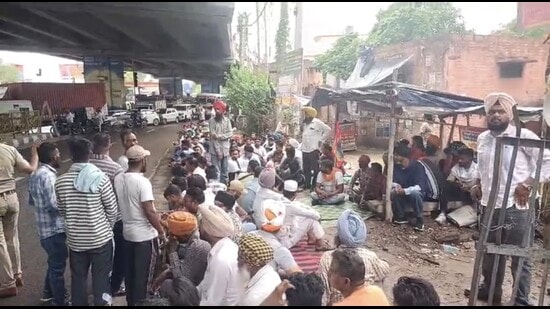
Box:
[2,92,549,306]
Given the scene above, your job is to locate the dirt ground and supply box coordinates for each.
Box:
[150,144,550,306]
[341,148,550,306]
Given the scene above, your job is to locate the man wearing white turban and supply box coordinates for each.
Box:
[317,210,389,306]
[250,199,301,276]
[196,205,239,306]
[468,92,550,306]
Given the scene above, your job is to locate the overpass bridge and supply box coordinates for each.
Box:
[0,2,235,82]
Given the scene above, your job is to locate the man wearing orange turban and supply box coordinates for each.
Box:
[153,211,211,294]
[209,100,234,184]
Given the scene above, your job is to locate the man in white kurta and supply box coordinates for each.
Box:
[470,92,550,306]
[277,180,328,250]
[236,234,281,306]
[197,205,239,306]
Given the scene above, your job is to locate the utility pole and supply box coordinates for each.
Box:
[256,2,262,66]
[264,2,269,73]
[294,2,304,94]
[294,2,303,50]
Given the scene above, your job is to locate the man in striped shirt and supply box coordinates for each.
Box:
[55,138,118,306]
[90,133,126,297]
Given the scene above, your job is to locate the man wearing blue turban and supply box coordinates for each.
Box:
[317,210,390,306]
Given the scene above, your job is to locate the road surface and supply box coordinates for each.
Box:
[0,123,180,306]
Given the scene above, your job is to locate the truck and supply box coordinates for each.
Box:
[0,82,107,125]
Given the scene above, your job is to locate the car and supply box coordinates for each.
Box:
[159,108,179,124]
[140,109,161,126]
[173,104,195,122]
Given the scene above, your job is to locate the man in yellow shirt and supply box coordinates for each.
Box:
[329,249,389,306]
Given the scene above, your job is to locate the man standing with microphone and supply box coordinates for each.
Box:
[209,100,233,184]
[301,106,331,191]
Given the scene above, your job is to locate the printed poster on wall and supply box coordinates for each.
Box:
[459,127,486,150]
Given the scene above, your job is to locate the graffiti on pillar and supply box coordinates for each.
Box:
[83,57,125,108]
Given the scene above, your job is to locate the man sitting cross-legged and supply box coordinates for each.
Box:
[311,159,346,206]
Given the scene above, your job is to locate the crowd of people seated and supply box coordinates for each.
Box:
[159,126,445,306]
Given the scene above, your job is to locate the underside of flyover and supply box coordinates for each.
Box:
[0,2,235,82]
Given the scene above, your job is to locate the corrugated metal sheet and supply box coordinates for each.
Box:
[0,82,106,115]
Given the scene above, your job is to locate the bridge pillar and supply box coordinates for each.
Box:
[158,77,183,98]
[201,78,222,94]
[83,57,126,109]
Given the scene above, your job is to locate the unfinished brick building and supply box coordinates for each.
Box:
[346,34,549,148]
[374,34,548,106]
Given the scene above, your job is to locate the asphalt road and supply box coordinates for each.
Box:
[0,123,181,306]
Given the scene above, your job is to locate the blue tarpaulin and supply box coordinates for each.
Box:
[311,82,484,113]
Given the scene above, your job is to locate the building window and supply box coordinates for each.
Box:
[375,121,390,138]
[498,62,524,79]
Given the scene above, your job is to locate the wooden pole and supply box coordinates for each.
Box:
[384,70,399,221]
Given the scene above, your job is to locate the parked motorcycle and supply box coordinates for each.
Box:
[50,117,82,137]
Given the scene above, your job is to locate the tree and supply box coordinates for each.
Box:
[492,18,547,38]
[123,71,149,83]
[367,2,468,47]
[314,32,364,81]
[0,59,20,84]
[275,2,291,69]
[223,64,274,134]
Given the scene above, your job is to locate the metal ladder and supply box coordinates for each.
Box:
[468,107,550,306]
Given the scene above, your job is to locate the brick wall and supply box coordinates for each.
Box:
[444,34,549,106]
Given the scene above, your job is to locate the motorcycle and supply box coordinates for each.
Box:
[50,117,82,136]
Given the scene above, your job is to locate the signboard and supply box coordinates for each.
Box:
[517,2,550,30]
[459,127,486,150]
[281,48,303,75]
[340,121,357,151]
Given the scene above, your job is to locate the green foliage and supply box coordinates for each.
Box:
[223,64,274,134]
[0,59,20,84]
[367,2,468,47]
[275,2,291,67]
[314,33,364,81]
[492,18,547,38]
[123,71,148,83]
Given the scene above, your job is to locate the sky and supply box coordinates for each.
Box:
[0,2,518,66]
[233,2,518,60]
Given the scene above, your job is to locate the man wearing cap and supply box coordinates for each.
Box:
[197,204,239,306]
[280,180,330,251]
[113,145,166,306]
[153,211,211,292]
[468,93,550,306]
[237,234,281,306]
[301,106,331,190]
[209,100,234,184]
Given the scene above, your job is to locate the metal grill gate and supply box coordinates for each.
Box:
[469,107,550,306]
